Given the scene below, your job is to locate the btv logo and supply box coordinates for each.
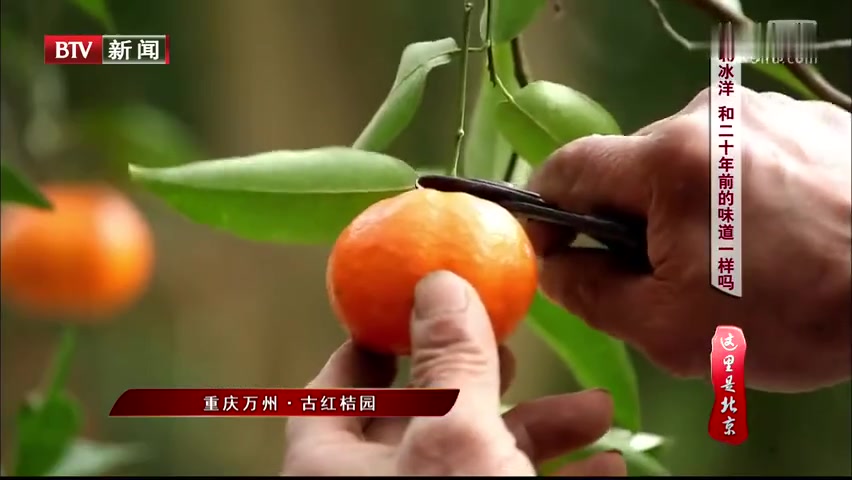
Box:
[56,41,92,59]
[44,35,103,64]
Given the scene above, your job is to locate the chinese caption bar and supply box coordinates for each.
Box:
[108,388,459,417]
[709,326,748,445]
[710,23,742,297]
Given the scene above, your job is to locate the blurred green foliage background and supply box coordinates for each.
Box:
[1,0,849,475]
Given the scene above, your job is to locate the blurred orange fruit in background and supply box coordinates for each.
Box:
[326,187,538,355]
[0,183,154,322]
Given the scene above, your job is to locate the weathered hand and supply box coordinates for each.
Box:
[525,88,851,393]
[282,271,626,476]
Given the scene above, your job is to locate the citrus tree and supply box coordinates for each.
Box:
[1,0,846,476]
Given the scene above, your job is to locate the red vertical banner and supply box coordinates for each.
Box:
[708,326,748,445]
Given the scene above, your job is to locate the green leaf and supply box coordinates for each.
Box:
[416,166,450,176]
[47,439,145,476]
[527,292,641,432]
[353,38,459,153]
[479,0,548,43]
[462,42,521,180]
[129,147,418,245]
[69,0,116,32]
[591,428,668,476]
[748,63,818,99]
[75,104,202,168]
[0,162,51,209]
[539,427,670,476]
[505,403,668,476]
[496,81,621,166]
[14,392,83,476]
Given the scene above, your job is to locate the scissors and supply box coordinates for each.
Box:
[415,174,652,274]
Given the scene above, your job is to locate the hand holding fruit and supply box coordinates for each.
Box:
[283,271,624,476]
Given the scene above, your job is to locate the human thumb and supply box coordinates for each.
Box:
[409,271,501,415]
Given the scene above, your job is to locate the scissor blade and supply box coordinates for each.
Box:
[416,174,540,205]
[501,201,652,273]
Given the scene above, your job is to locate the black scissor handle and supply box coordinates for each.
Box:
[416,174,652,273]
[499,201,652,273]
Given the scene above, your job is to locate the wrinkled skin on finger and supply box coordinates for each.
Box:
[283,342,624,476]
[525,88,851,393]
[283,272,626,476]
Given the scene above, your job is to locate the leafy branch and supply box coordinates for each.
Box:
[648,0,851,111]
[480,0,534,182]
[650,1,851,52]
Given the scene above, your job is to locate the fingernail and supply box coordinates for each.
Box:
[592,387,611,395]
[605,449,623,457]
[413,271,470,319]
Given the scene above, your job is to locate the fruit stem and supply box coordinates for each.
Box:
[46,326,78,398]
[501,37,533,183]
[450,2,474,178]
[484,0,496,86]
[484,0,519,103]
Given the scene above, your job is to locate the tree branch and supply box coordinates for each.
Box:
[649,0,851,111]
[502,36,533,183]
[510,36,533,88]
